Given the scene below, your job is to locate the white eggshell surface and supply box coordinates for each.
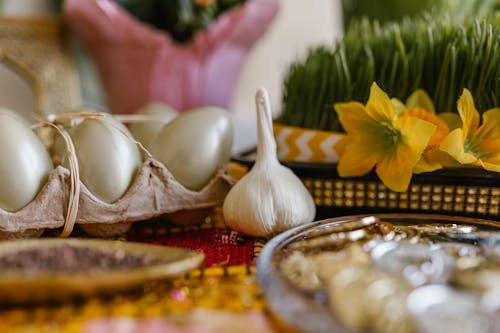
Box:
[129,102,178,149]
[71,117,142,203]
[0,110,53,212]
[149,107,233,191]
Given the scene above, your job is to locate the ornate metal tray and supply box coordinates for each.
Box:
[256,214,500,333]
[0,238,204,304]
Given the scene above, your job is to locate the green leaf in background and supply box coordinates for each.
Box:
[51,0,245,43]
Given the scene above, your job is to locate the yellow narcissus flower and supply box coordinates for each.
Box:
[334,83,436,192]
[395,90,454,173]
[440,89,500,172]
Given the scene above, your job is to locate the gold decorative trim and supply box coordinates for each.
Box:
[303,178,500,217]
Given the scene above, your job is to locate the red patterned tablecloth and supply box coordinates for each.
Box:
[0,208,295,333]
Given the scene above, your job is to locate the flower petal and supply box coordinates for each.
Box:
[401,109,449,147]
[414,147,459,173]
[366,82,396,122]
[457,89,480,140]
[406,89,435,114]
[375,146,415,192]
[337,141,378,177]
[335,102,377,135]
[480,160,500,172]
[439,112,462,130]
[414,155,443,174]
[414,148,443,174]
[481,138,500,156]
[476,108,500,141]
[396,116,436,155]
[375,116,435,192]
[479,137,500,171]
[440,128,477,164]
[334,135,351,156]
[391,98,406,117]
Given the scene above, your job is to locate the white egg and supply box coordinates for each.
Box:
[0,107,32,126]
[0,109,53,212]
[149,107,233,191]
[71,116,142,203]
[129,102,178,148]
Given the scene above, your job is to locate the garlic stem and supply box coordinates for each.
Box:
[255,88,279,167]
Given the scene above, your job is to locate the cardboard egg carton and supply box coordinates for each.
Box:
[0,157,232,239]
[0,113,233,239]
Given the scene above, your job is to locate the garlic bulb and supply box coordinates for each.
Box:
[222,88,315,237]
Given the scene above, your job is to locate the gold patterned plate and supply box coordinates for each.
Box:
[0,238,204,304]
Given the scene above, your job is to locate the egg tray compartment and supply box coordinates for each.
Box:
[0,157,232,239]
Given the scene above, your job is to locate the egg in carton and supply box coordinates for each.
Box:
[0,107,233,239]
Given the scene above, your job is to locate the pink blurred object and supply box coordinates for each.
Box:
[83,310,276,333]
[64,0,279,114]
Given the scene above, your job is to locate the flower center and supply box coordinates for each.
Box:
[377,121,402,152]
[464,138,487,159]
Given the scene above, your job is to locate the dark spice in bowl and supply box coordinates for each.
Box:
[0,244,162,273]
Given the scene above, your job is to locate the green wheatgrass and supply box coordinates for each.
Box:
[279,14,500,132]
